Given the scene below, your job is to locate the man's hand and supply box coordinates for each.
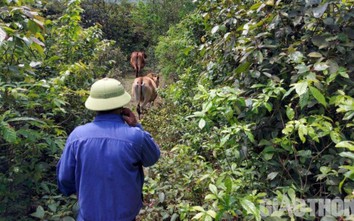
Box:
[121,108,138,126]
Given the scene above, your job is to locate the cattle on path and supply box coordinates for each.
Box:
[130,51,147,78]
[132,73,159,119]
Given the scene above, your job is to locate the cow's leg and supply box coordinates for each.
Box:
[137,103,141,120]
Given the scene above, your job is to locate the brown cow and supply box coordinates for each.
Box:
[132,73,159,119]
[130,51,147,78]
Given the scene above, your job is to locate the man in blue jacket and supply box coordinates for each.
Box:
[57,78,160,221]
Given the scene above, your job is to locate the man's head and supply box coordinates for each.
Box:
[85,78,131,111]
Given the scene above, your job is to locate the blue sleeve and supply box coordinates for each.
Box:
[57,141,76,196]
[136,124,160,167]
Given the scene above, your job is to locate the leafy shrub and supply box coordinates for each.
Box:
[141,0,354,220]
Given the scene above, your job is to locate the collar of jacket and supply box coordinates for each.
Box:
[93,113,125,123]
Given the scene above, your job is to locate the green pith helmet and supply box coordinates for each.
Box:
[85,78,131,111]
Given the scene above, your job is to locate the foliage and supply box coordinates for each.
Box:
[141,0,354,220]
[131,0,196,48]
[80,0,195,70]
[81,0,140,54]
[0,0,114,219]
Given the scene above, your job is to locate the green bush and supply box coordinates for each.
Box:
[141,0,354,220]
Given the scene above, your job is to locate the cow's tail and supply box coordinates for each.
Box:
[135,55,139,77]
[133,79,142,102]
[133,79,144,119]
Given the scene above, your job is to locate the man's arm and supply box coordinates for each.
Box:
[141,131,160,167]
[57,142,76,196]
[121,107,160,166]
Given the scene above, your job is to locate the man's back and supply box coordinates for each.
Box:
[57,113,160,221]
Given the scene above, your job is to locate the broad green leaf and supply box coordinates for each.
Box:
[192,213,204,220]
[293,81,308,96]
[220,134,230,146]
[235,62,251,74]
[314,63,329,71]
[283,87,295,99]
[209,184,218,195]
[240,199,261,221]
[299,92,310,109]
[295,64,309,74]
[309,86,327,107]
[307,52,322,58]
[62,217,75,221]
[286,105,295,120]
[158,192,165,203]
[205,194,217,200]
[206,210,216,218]
[330,131,341,144]
[312,35,329,49]
[224,177,232,193]
[2,124,17,143]
[48,203,57,212]
[336,141,354,151]
[289,51,304,63]
[298,124,307,143]
[170,213,179,221]
[30,206,45,219]
[250,2,263,10]
[267,172,279,180]
[192,206,205,212]
[339,152,354,160]
[312,3,329,18]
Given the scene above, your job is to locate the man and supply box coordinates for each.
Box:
[57,78,160,221]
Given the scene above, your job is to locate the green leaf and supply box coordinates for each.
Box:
[224,176,232,193]
[209,184,218,195]
[48,203,57,213]
[30,206,45,219]
[211,25,219,34]
[307,52,322,58]
[293,81,308,96]
[309,86,327,107]
[336,141,354,151]
[192,212,204,220]
[240,199,261,221]
[295,64,309,74]
[312,35,329,49]
[339,152,354,160]
[1,124,17,143]
[312,3,329,18]
[314,62,329,71]
[286,105,295,120]
[299,92,310,109]
[298,124,307,143]
[170,213,179,221]
[289,51,304,63]
[235,62,251,74]
[206,210,216,218]
[198,118,206,129]
[330,131,341,144]
[220,134,230,146]
[158,192,165,203]
[267,172,279,180]
[192,206,205,212]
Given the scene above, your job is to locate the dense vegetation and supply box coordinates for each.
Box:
[1,0,353,220]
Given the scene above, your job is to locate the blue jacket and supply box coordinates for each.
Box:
[57,113,160,221]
